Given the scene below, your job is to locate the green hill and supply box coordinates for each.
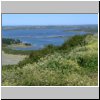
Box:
[2,33,98,86]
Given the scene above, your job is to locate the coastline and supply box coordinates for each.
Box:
[7,43,32,48]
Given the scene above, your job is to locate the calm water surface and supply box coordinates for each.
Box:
[2,28,86,50]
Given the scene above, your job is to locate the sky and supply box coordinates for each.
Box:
[2,14,98,26]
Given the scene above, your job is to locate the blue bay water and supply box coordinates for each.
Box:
[2,28,86,50]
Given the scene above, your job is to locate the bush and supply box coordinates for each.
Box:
[24,43,31,46]
[60,34,89,50]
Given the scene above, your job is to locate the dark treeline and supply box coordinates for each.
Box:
[2,38,31,46]
[2,38,21,45]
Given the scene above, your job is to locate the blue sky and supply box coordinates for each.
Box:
[2,14,98,26]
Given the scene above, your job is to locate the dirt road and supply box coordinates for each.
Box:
[2,51,27,65]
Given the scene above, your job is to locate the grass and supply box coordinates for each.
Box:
[2,47,33,55]
[2,33,98,86]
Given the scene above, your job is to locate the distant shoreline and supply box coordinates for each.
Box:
[7,43,32,48]
[2,24,98,30]
[4,35,67,39]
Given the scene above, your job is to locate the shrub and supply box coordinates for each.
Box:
[60,34,89,50]
[24,43,31,46]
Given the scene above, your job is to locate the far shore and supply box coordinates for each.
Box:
[7,43,32,48]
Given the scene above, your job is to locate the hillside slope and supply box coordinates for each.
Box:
[2,34,98,86]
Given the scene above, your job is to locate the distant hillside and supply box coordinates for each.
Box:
[2,24,98,32]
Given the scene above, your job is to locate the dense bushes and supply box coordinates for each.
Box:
[2,34,98,86]
[60,34,88,50]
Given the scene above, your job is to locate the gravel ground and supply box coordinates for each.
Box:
[2,51,27,65]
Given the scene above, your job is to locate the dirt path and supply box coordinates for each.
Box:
[2,51,27,65]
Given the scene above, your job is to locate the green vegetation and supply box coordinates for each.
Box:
[2,38,21,45]
[2,47,32,55]
[2,33,98,86]
[2,38,32,55]
[2,38,31,50]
